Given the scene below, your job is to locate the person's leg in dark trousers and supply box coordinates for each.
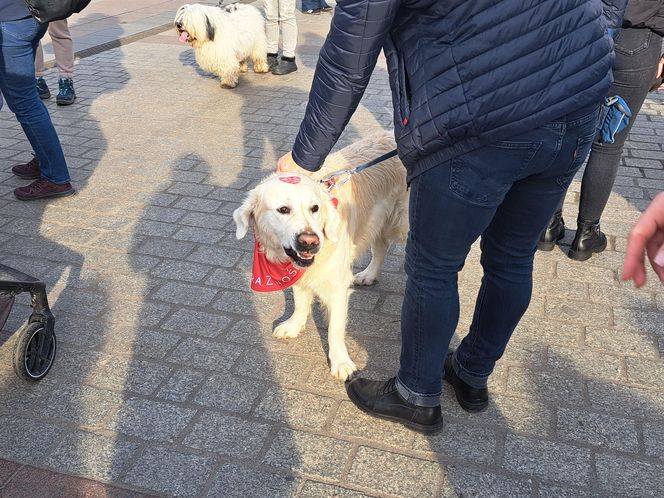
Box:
[539,27,663,260]
[452,120,596,386]
[571,27,664,259]
[346,107,600,430]
[402,108,600,397]
[0,16,73,199]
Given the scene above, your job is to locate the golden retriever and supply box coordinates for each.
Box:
[233,132,408,380]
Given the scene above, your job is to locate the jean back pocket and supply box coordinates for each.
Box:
[449,141,541,208]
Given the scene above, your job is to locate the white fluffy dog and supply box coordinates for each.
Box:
[174,3,269,88]
[233,133,408,380]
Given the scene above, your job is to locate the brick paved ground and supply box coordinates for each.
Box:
[40,0,185,58]
[1,6,663,497]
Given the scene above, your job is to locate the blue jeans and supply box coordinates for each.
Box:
[0,16,70,184]
[396,106,600,407]
[301,0,328,11]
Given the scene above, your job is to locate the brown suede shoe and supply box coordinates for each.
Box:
[14,178,75,201]
[11,156,41,179]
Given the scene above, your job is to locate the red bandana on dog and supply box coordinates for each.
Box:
[251,239,306,292]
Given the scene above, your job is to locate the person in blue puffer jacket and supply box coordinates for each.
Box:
[277,0,627,433]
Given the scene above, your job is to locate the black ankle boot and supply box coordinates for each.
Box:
[272,56,297,75]
[537,210,565,251]
[267,53,279,71]
[568,218,607,261]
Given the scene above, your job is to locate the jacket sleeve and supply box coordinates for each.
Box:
[291,0,401,171]
[602,0,628,31]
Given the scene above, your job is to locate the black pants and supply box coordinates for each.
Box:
[559,27,663,222]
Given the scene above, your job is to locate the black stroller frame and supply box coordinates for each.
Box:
[0,263,56,381]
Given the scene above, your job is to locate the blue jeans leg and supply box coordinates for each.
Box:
[397,107,600,405]
[301,0,327,11]
[0,17,71,184]
[396,158,499,407]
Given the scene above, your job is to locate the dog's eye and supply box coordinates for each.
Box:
[277,206,290,215]
[311,205,319,213]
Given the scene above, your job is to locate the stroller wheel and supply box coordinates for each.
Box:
[12,322,56,381]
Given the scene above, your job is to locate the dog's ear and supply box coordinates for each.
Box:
[233,188,258,239]
[322,196,341,243]
[204,14,215,41]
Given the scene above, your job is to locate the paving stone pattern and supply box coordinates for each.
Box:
[1,10,664,498]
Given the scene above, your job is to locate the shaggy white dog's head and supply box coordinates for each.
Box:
[233,173,340,267]
[174,4,216,47]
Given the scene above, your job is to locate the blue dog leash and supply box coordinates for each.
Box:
[320,148,398,192]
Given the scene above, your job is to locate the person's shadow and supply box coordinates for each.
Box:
[0,15,145,494]
[171,21,420,493]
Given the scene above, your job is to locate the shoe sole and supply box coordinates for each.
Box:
[271,69,297,76]
[14,188,75,201]
[536,240,556,251]
[346,383,444,434]
[56,98,76,106]
[12,172,41,180]
[568,239,607,261]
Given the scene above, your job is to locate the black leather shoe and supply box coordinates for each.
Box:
[272,57,297,75]
[537,209,565,251]
[568,218,607,261]
[346,377,443,433]
[444,353,489,412]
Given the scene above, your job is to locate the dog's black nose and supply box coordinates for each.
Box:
[297,232,319,251]
[175,21,182,29]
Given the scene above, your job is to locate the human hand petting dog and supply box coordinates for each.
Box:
[623,192,664,287]
[277,152,313,175]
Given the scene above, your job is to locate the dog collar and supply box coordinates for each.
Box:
[251,238,306,292]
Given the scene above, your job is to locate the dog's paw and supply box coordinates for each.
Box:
[239,61,248,73]
[273,320,304,339]
[220,76,239,88]
[330,356,357,381]
[253,62,270,73]
[353,270,378,286]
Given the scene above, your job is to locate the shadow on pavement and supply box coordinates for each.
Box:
[0,16,131,495]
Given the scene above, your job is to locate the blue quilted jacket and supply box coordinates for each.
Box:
[292,0,628,181]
